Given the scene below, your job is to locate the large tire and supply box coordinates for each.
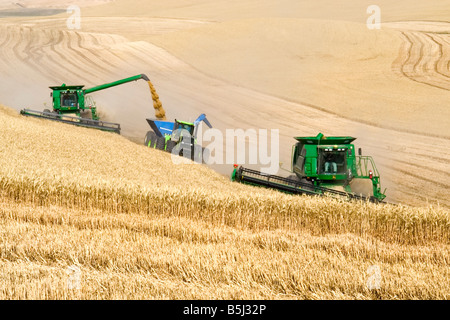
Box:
[202,147,210,164]
[171,141,201,161]
[171,142,183,157]
[155,136,166,150]
[145,131,157,148]
[172,142,193,160]
[192,144,203,163]
[166,140,177,154]
[184,143,196,161]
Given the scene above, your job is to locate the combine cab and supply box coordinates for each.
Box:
[232,133,386,202]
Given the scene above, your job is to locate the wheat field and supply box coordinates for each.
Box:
[0,105,448,299]
[1,1,450,207]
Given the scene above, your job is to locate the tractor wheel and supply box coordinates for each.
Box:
[202,147,210,164]
[166,140,177,153]
[155,137,166,150]
[185,143,196,161]
[145,131,157,148]
[191,144,203,163]
[171,142,183,157]
[171,142,198,160]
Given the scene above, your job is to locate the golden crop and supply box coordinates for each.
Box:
[0,105,448,299]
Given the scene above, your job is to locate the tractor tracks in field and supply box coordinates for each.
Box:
[75,32,117,70]
[0,16,208,84]
[0,23,134,82]
[0,25,12,73]
[390,21,450,91]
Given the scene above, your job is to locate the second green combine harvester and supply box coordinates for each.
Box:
[232,133,386,202]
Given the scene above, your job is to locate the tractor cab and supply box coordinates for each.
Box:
[173,119,195,137]
[170,120,196,145]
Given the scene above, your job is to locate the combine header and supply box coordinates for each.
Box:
[232,133,386,202]
[20,74,166,134]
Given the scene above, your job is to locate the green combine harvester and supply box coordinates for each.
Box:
[232,133,386,203]
[20,74,160,134]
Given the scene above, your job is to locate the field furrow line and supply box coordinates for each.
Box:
[425,33,449,78]
[0,26,13,74]
[21,27,57,78]
[88,33,133,66]
[49,29,93,81]
[64,30,108,81]
[76,32,118,69]
[1,26,31,77]
[0,25,11,47]
[396,30,450,91]
[430,33,450,77]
